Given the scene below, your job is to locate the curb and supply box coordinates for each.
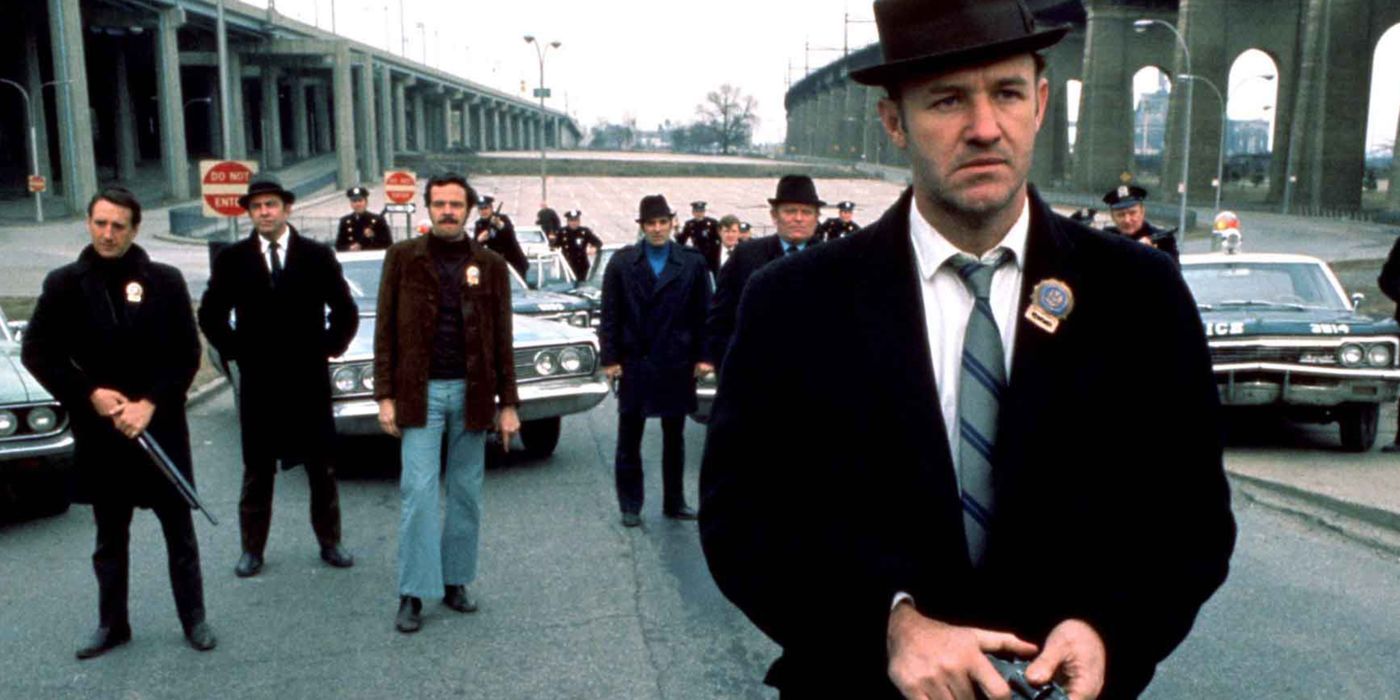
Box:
[1229,471,1400,559]
[186,376,229,409]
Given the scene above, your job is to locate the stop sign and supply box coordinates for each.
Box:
[200,160,259,217]
[384,170,417,205]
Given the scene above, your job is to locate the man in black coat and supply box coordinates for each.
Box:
[474,196,528,277]
[701,174,824,373]
[198,175,359,578]
[1377,240,1400,452]
[335,185,393,252]
[23,187,216,657]
[699,2,1235,698]
[599,194,711,527]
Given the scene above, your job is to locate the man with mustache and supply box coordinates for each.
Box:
[199,175,359,579]
[699,1,1235,698]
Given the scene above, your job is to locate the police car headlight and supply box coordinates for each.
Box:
[359,366,375,392]
[1338,344,1365,367]
[26,406,58,433]
[332,366,359,394]
[1367,344,1393,368]
[534,350,558,376]
[558,347,583,373]
[0,410,16,437]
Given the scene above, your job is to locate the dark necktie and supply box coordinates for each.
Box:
[269,241,283,285]
[785,243,799,256]
[949,250,1009,566]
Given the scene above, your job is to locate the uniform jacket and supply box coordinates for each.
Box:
[699,187,1236,698]
[599,242,711,417]
[474,213,528,277]
[677,217,721,271]
[703,234,789,367]
[373,235,519,431]
[198,228,358,464]
[1106,220,1179,264]
[559,226,604,280]
[22,245,200,507]
[336,211,393,251]
[816,217,860,243]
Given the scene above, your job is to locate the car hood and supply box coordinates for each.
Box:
[339,313,596,362]
[567,284,601,303]
[512,288,592,315]
[1200,307,1400,338]
[0,341,48,404]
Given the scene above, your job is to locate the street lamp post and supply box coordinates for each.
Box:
[0,79,43,222]
[524,35,560,207]
[1182,73,1276,214]
[1135,19,1192,239]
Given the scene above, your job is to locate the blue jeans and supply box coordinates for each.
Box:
[397,380,486,599]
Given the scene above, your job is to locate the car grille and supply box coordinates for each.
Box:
[1211,346,1305,364]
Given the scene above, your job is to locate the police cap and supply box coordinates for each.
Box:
[1102,185,1147,210]
[565,209,582,219]
[346,186,369,199]
[837,201,856,211]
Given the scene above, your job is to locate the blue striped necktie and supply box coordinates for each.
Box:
[949,250,1010,566]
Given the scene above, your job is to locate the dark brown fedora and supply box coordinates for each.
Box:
[849,0,1069,87]
[767,175,825,208]
[237,175,296,209]
[636,194,674,223]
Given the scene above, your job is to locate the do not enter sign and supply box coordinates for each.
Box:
[200,160,259,217]
[384,171,418,205]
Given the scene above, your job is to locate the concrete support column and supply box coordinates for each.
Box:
[378,65,395,168]
[1388,108,1400,213]
[412,91,426,151]
[113,52,138,183]
[24,19,53,179]
[1031,39,1080,187]
[290,76,311,159]
[1161,0,1228,208]
[356,59,379,180]
[492,107,503,150]
[260,64,284,170]
[333,42,358,187]
[155,7,190,199]
[48,0,97,210]
[228,52,249,158]
[312,81,332,153]
[476,103,488,150]
[1071,2,1135,192]
[442,97,454,150]
[393,80,408,152]
[460,98,472,150]
[1295,0,1368,211]
[207,75,223,158]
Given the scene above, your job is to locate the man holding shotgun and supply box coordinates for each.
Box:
[22,187,217,658]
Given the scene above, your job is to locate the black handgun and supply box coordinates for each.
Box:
[984,655,1069,700]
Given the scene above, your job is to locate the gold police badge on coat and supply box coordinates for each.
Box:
[125,281,144,304]
[1025,278,1073,334]
[465,265,481,287]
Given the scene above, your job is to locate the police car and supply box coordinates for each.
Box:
[1182,244,1400,451]
[0,307,74,519]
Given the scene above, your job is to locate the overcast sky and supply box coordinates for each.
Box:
[255,0,1398,152]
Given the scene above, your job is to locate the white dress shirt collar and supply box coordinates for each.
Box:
[258,226,291,270]
[909,196,1030,278]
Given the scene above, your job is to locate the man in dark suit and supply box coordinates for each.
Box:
[599,194,712,527]
[700,174,824,374]
[1377,240,1400,452]
[699,1,1236,698]
[198,175,359,579]
[1102,185,1179,263]
[335,185,393,252]
[23,187,216,657]
[474,196,528,277]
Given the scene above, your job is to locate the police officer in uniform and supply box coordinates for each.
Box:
[558,209,604,281]
[1103,184,1179,263]
[816,201,861,242]
[737,222,753,243]
[675,201,720,264]
[335,186,393,252]
[474,195,528,277]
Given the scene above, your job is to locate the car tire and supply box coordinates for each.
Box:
[518,417,562,458]
[1338,402,1379,452]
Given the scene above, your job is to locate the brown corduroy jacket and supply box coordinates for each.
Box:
[373,235,519,431]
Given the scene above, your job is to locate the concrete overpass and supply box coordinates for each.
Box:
[784,0,1400,216]
[0,0,583,215]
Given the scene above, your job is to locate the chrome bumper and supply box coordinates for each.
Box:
[1215,362,1400,407]
[332,376,610,436]
[0,430,76,463]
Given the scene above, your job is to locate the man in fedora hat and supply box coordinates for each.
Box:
[699,1,1235,698]
[1102,184,1178,263]
[199,175,360,579]
[599,194,711,527]
[700,174,824,374]
[336,185,393,252]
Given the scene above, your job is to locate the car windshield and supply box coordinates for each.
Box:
[517,228,547,245]
[586,248,618,286]
[526,256,574,290]
[1182,261,1347,311]
[341,257,529,306]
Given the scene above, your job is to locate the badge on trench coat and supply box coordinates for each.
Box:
[125,281,144,304]
[465,265,481,287]
[1025,278,1073,334]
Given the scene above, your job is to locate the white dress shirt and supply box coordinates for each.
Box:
[258,226,291,273]
[719,245,735,269]
[907,198,1030,481]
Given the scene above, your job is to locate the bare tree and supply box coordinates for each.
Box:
[696,84,759,155]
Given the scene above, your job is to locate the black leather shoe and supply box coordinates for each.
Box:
[75,625,131,660]
[320,545,355,568]
[1382,442,1400,453]
[395,596,422,633]
[234,552,263,578]
[443,585,478,613]
[621,512,642,528]
[663,505,698,521]
[184,622,217,652]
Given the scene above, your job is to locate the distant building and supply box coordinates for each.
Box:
[1134,89,1171,156]
[1227,119,1271,156]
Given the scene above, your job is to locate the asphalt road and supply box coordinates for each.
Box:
[4,391,1400,698]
